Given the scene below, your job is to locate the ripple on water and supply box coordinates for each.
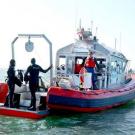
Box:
[1,100,135,134]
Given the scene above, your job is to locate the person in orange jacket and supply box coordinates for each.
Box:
[84,51,98,89]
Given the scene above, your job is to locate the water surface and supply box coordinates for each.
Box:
[0,100,135,135]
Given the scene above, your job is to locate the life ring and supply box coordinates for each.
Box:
[79,67,87,84]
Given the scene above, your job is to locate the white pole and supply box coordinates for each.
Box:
[11,37,18,59]
[42,35,53,86]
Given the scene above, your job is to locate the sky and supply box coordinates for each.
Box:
[0,0,135,70]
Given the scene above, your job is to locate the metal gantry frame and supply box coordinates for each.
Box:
[11,34,53,86]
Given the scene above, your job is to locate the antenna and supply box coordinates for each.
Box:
[115,38,117,50]
[91,20,93,34]
[119,32,122,52]
[79,19,82,29]
[95,27,98,36]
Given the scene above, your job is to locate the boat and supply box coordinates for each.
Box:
[0,34,53,119]
[47,27,135,112]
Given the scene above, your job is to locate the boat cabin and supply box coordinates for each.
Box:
[55,28,128,89]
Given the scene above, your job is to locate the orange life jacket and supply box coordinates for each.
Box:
[84,57,96,68]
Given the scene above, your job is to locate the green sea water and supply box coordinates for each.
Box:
[1,70,135,135]
[0,101,135,135]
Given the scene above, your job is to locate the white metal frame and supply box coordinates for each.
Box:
[11,34,53,86]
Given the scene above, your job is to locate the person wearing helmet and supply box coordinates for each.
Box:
[24,58,52,111]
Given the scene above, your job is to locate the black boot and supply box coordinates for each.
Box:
[27,102,33,109]
[28,106,36,111]
[9,97,14,108]
[4,95,9,107]
[27,99,36,111]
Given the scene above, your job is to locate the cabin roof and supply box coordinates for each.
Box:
[57,40,127,60]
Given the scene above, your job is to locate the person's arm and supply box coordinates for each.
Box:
[39,65,52,73]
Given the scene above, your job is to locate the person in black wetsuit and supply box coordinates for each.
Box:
[5,59,16,107]
[24,58,52,111]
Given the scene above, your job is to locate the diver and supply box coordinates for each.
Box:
[4,59,22,107]
[24,58,52,111]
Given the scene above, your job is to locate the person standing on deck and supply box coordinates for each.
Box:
[24,58,52,111]
[4,59,18,107]
[84,51,97,89]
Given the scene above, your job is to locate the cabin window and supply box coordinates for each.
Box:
[109,56,127,85]
[67,57,74,74]
[96,58,106,73]
[111,61,117,71]
[74,57,85,74]
[56,56,66,73]
[59,56,66,66]
[76,58,84,64]
[122,61,127,70]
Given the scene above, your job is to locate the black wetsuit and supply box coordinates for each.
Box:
[7,65,16,107]
[25,64,48,109]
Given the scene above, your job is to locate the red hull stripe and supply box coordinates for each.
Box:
[48,102,125,112]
